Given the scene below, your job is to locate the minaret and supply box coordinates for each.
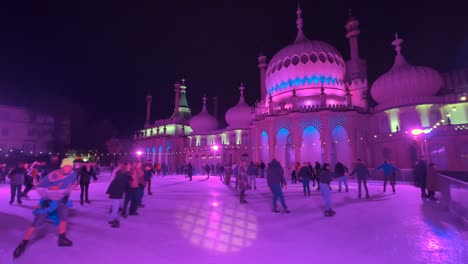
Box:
[258,52,267,102]
[345,9,360,60]
[173,80,181,121]
[145,92,152,127]
[178,78,192,121]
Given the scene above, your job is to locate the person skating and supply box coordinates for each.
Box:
[259,161,266,178]
[78,162,97,205]
[238,161,249,204]
[225,164,232,185]
[133,161,146,209]
[12,158,78,258]
[267,159,290,214]
[8,163,26,205]
[376,160,400,193]
[335,161,349,192]
[144,161,154,195]
[22,162,38,198]
[205,164,211,179]
[247,161,257,190]
[426,163,440,201]
[0,163,8,184]
[122,163,138,217]
[299,162,312,196]
[315,161,321,190]
[349,159,370,198]
[307,162,316,187]
[187,163,193,181]
[415,158,428,197]
[319,163,337,217]
[106,160,131,228]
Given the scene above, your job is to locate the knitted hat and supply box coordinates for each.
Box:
[60,158,74,168]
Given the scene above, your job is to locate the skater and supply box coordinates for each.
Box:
[335,161,349,192]
[259,161,266,178]
[219,164,225,182]
[299,162,312,196]
[187,163,193,181]
[78,162,97,205]
[291,168,297,184]
[134,161,146,208]
[319,163,336,217]
[315,161,321,190]
[106,160,130,228]
[415,158,428,197]
[225,163,232,185]
[122,163,138,217]
[205,164,211,179]
[22,162,38,198]
[232,163,238,189]
[12,158,78,258]
[426,163,440,200]
[376,160,400,193]
[144,161,154,195]
[238,161,249,204]
[349,159,370,198]
[307,162,316,186]
[8,162,27,205]
[0,163,8,184]
[247,161,257,190]
[267,159,290,214]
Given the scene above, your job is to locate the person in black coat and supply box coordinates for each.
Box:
[78,163,97,205]
[106,161,130,228]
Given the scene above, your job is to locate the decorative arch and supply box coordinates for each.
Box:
[300,126,321,164]
[276,128,293,169]
[330,125,351,167]
[260,131,269,163]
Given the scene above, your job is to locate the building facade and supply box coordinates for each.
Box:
[135,7,468,174]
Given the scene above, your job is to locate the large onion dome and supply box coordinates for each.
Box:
[225,83,252,129]
[189,95,218,134]
[371,34,443,104]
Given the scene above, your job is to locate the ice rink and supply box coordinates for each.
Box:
[1,175,467,264]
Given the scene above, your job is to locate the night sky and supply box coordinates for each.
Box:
[1,0,467,142]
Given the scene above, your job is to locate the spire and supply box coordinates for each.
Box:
[392,33,408,67]
[201,94,208,112]
[238,82,247,104]
[295,4,306,42]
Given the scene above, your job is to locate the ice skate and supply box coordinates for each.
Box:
[13,240,28,258]
[111,220,120,228]
[58,234,73,247]
[272,208,281,214]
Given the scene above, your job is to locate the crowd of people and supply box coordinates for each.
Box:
[3,153,442,259]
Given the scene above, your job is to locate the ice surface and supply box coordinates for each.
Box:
[1,175,467,264]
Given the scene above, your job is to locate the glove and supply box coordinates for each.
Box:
[43,199,51,208]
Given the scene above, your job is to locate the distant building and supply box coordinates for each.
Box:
[0,104,70,154]
[135,6,468,173]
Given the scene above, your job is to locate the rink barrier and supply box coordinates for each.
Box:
[439,174,468,225]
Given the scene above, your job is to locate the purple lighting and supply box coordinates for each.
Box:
[211,145,219,151]
[136,150,143,156]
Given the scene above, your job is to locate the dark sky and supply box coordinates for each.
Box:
[1,0,467,139]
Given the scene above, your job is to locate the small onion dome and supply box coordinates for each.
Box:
[189,95,218,134]
[225,83,252,129]
[371,33,443,104]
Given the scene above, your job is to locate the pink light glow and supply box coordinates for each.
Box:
[411,128,432,136]
[211,145,219,151]
[136,151,143,156]
[211,202,219,207]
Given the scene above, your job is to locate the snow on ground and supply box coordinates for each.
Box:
[1,175,467,264]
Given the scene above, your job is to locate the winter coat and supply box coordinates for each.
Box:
[8,167,26,186]
[319,169,336,184]
[267,160,286,186]
[350,163,370,180]
[247,163,257,176]
[259,162,266,170]
[237,165,250,190]
[426,166,440,192]
[376,163,399,176]
[79,167,97,184]
[143,169,153,181]
[299,166,312,180]
[106,170,130,199]
[334,162,348,176]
